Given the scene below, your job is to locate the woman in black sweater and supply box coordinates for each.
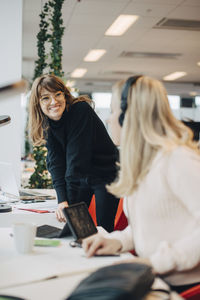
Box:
[29,74,119,232]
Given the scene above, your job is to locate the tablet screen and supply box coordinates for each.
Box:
[63,202,97,242]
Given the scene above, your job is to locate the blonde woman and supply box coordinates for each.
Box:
[83,76,200,293]
[29,74,119,232]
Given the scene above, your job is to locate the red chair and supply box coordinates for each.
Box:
[88,196,128,230]
[180,284,200,300]
[88,195,97,225]
[114,198,128,231]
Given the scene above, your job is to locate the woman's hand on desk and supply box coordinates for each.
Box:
[82,233,122,258]
[56,201,69,222]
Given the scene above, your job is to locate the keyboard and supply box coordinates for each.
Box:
[19,191,55,200]
[36,223,72,239]
[36,225,62,238]
[20,191,36,197]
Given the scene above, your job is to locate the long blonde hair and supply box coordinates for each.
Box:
[28,74,92,146]
[108,76,199,197]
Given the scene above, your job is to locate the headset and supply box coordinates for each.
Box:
[118,75,142,127]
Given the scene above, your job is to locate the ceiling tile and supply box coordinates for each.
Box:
[168,5,200,20]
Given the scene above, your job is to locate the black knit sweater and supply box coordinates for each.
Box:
[46,102,119,203]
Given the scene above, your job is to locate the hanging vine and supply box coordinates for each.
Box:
[28,0,65,189]
[33,0,65,80]
[33,2,49,80]
[48,0,65,77]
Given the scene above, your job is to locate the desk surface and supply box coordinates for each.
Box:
[0,195,182,300]
[0,198,133,300]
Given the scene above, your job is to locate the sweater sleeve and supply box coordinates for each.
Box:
[66,102,94,177]
[46,132,67,204]
[150,147,200,274]
[109,225,134,252]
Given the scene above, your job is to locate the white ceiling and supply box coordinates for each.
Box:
[22,0,200,95]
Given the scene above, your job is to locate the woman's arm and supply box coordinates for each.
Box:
[82,233,123,257]
[46,136,67,202]
[108,225,134,252]
[82,226,134,257]
[82,197,135,257]
[46,131,68,221]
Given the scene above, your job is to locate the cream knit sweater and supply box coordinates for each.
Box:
[110,146,200,286]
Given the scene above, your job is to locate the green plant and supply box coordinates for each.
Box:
[48,0,65,77]
[28,0,65,189]
[29,146,52,188]
[33,2,49,80]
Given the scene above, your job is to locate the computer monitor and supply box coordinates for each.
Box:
[182,121,200,141]
[180,97,195,108]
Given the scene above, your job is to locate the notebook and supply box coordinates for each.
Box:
[0,161,54,201]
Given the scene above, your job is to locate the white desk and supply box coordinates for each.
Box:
[0,199,133,300]
[0,197,183,300]
[0,200,61,228]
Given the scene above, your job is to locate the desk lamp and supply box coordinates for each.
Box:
[0,115,12,213]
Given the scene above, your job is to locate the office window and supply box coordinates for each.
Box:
[92,93,112,108]
[195,96,200,107]
[71,91,79,98]
[92,93,112,127]
[168,95,180,110]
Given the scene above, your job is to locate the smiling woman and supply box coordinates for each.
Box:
[39,90,66,121]
[28,74,119,232]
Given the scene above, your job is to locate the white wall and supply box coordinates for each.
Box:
[0,0,22,88]
[0,0,23,187]
[0,91,21,186]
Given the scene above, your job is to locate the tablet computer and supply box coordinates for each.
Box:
[63,202,97,243]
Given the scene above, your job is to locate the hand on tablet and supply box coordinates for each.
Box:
[82,233,122,258]
[56,201,69,222]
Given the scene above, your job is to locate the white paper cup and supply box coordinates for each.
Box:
[13,222,36,254]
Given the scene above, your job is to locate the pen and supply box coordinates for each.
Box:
[15,208,54,213]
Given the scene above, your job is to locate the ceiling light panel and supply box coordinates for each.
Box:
[84,49,106,62]
[163,72,187,81]
[71,68,87,78]
[105,15,139,36]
